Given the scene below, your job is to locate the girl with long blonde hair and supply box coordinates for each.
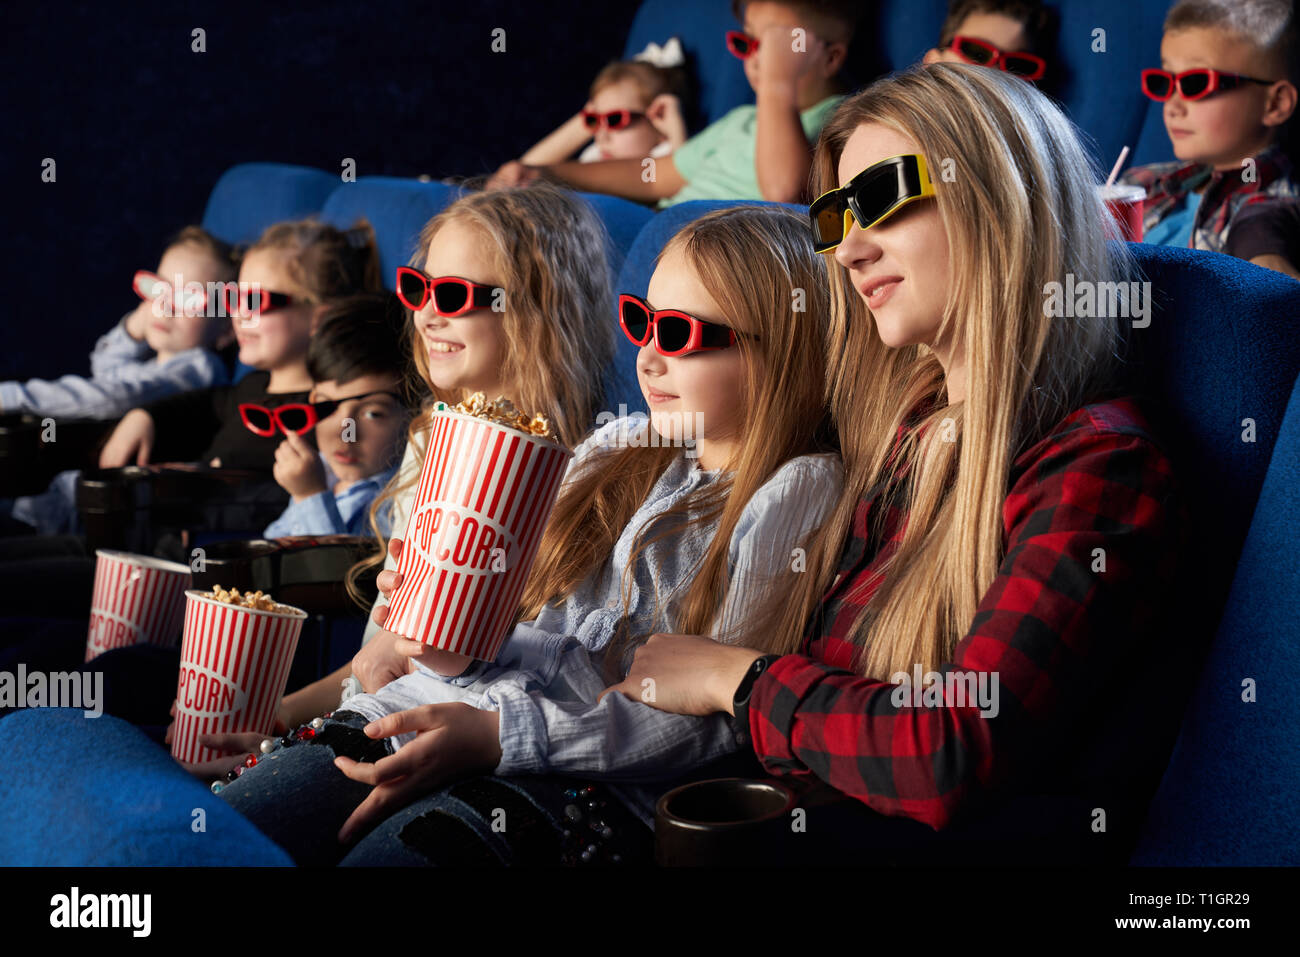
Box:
[214,203,842,865]
[609,64,1185,858]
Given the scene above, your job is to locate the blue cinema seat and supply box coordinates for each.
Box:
[622,0,756,131]
[1131,368,1300,866]
[320,177,466,288]
[200,162,342,246]
[0,708,292,866]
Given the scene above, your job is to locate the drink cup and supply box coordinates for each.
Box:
[383,408,572,661]
[169,589,307,764]
[85,550,191,661]
[1099,184,1145,241]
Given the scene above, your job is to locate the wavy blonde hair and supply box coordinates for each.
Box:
[751,63,1130,678]
[519,205,835,675]
[346,184,614,605]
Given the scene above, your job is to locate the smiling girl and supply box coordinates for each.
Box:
[607,64,1188,863]
[99,218,382,472]
[214,204,843,866]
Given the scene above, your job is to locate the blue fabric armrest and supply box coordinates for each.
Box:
[0,708,293,866]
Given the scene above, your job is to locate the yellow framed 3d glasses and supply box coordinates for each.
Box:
[810,153,936,253]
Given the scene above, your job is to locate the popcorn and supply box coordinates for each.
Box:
[436,392,557,441]
[206,585,291,613]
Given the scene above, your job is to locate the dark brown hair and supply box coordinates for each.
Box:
[936,0,1050,51]
[163,225,239,282]
[730,0,861,45]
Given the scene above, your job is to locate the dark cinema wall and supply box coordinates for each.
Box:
[1,0,640,380]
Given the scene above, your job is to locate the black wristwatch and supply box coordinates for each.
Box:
[730,654,781,744]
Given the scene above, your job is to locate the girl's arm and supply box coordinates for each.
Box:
[472,452,844,780]
[740,421,1183,830]
[89,313,153,380]
[520,112,593,166]
[0,351,224,421]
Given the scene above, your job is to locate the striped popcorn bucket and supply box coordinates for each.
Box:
[170,590,307,765]
[85,550,192,661]
[384,409,572,660]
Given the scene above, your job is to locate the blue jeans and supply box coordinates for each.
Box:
[217,711,654,866]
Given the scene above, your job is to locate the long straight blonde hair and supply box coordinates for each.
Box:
[752,63,1131,678]
[346,184,614,604]
[519,205,835,667]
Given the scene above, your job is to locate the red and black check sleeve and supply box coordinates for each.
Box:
[745,403,1181,830]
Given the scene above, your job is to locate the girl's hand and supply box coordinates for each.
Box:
[99,408,155,468]
[124,300,152,341]
[599,633,763,717]
[334,703,502,843]
[167,699,290,780]
[646,93,687,148]
[273,428,328,501]
[364,538,476,681]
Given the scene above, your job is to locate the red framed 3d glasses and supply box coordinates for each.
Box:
[618,293,754,357]
[230,287,296,316]
[395,267,497,316]
[725,30,759,59]
[132,270,210,317]
[1140,68,1273,102]
[238,390,405,437]
[948,35,1045,80]
[582,109,646,132]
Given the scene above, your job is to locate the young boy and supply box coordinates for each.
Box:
[488,0,858,205]
[1121,0,1298,276]
[0,226,237,420]
[922,0,1050,80]
[262,292,411,539]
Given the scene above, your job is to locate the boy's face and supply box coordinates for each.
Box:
[138,242,228,355]
[587,79,662,161]
[738,1,841,97]
[931,12,1031,62]
[1158,27,1277,168]
[310,371,406,483]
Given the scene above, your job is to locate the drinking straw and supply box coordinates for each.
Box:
[1105,145,1131,187]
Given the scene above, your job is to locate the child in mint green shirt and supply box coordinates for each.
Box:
[662,93,843,207]
[487,1,857,206]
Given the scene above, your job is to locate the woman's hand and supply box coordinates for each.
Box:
[99,408,155,468]
[334,703,502,843]
[273,428,328,501]
[599,633,763,716]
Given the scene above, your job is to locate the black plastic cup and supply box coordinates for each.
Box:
[0,414,42,497]
[189,538,282,594]
[76,466,155,553]
[654,777,797,867]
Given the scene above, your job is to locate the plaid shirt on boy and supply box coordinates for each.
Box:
[1121,144,1298,253]
[743,397,1183,831]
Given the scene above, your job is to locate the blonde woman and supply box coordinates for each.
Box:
[607,64,1187,857]
[213,204,842,865]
